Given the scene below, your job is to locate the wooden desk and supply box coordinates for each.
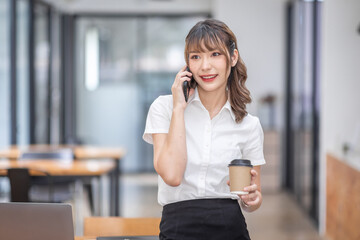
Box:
[0,159,116,213]
[0,159,115,176]
[84,217,161,236]
[0,145,125,216]
[0,145,126,160]
[76,217,160,240]
[326,154,360,240]
[0,158,117,236]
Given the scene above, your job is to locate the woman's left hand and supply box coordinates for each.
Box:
[239,168,262,212]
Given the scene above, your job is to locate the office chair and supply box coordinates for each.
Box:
[18,148,75,203]
[19,148,93,219]
[20,148,74,163]
[0,168,54,202]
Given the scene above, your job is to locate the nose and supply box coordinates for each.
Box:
[200,57,211,71]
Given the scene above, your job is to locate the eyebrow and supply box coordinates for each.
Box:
[189,48,221,53]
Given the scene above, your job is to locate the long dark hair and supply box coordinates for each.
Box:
[184,19,251,123]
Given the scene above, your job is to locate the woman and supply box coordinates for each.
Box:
[143,19,266,240]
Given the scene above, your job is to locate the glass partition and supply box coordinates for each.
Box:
[285,0,321,225]
[76,16,205,172]
[0,0,10,147]
[33,3,50,143]
[49,10,62,144]
[76,18,139,172]
[16,0,30,145]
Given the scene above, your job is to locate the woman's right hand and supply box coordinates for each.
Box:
[154,67,192,187]
[171,66,193,110]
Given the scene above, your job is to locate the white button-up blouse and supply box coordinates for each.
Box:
[143,88,266,206]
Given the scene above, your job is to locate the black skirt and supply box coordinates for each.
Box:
[159,198,251,240]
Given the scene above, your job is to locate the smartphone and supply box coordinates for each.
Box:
[182,67,195,102]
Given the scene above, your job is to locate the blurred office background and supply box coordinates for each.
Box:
[1,0,360,239]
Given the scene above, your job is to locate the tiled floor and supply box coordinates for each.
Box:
[0,130,326,239]
[120,173,325,240]
[118,130,326,239]
[244,192,325,240]
[1,173,325,239]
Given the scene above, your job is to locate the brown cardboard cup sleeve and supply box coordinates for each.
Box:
[228,159,253,195]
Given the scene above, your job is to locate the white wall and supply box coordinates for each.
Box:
[212,0,288,130]
[320,0,360,235]
[321,0,360,156]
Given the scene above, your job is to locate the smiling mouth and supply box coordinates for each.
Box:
[200,74,218,82]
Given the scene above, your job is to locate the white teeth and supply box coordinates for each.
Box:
[202,75,216,79]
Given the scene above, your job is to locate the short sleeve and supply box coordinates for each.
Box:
[143,96,172,144]
[242,117,266,166]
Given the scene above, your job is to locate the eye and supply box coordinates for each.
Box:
[212,52,221,57]
[190,55,200,59]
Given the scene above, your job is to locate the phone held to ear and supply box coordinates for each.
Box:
[183,67,194,102]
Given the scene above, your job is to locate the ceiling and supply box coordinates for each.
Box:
[41,0,212,15]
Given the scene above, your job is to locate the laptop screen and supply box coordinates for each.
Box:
[97,237,159,240]
[0,202,74,240]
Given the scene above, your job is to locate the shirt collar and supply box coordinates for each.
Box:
[223,99,236,122]
[188,87,200,104]
[188,87,237,122]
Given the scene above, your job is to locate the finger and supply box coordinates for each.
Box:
[180,74,192,81]
[173,75,191,89]
[181,72,192,82]
[246,197,260,206]
[240,193,250,202]
[241,192,257,201]
[176,72,192,85]
[251,169,258,177]
[227,180,230,186]
[244,183,257,193]
[178,66,192,78]
[250,169,258,185]
[176,66,189,78]
[175,66,187,78]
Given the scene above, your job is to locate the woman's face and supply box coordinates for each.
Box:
[188,43,238,95]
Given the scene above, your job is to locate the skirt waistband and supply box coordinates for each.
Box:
[163,198,238,211]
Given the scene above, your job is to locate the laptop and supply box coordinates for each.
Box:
[0,202,74,240]
[97,237,159,240]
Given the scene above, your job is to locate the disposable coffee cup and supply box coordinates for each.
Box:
[228,159,253,195]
